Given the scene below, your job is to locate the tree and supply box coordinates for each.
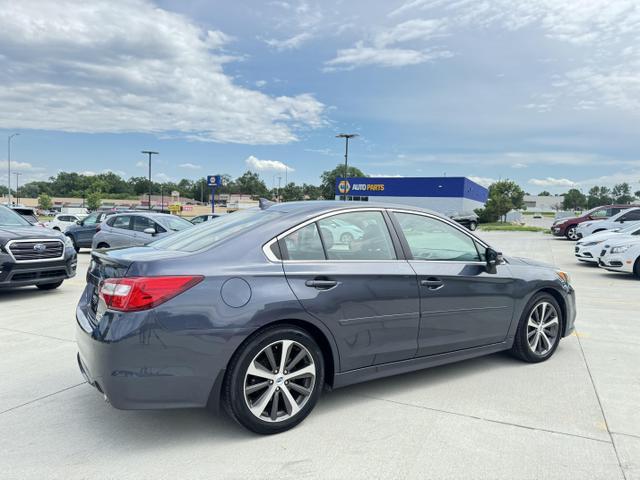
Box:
[320,164,367,200]
[234,171,270,197]
[38,193,53,211]
[474,180,525,223]
[86,191,102,211]
[562,189,587,210]
[612,183,634,204]
[538,191,551,196]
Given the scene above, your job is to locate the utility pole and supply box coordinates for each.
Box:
[277,176,282,202]
[336,133,358,201]
[141,150,158,210]
[14,172,22,204]
[160,185,164,213]
[7,133,19,205]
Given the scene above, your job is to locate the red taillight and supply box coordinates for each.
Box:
[99,276,203,312]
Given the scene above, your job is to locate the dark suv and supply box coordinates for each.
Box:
[551,205,638,240]
[0,205,77,290]
[65,210,126,251]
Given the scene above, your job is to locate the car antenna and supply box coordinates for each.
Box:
[259,198,276,210]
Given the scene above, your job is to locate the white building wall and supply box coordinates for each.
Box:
[336,196,484,215]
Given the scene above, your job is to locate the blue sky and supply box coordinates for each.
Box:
[1,0,639,194]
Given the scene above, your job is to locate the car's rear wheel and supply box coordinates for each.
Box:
[510,293,562,363]
[223,325,324,434]
[468,221,477,231]
[36,280,63,290]
[53,227,60,231]
[634,258,640,279]
[565,226,579,240]
[340,232,354,244]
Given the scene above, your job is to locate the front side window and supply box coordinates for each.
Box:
[591,209,608,218]
[394,212,481,262]
[317,211,396,260]
[620,209,640,221]
[133,216,156,232]
[82,213,100,225]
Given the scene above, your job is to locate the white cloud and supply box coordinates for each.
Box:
[245,155,294,172]
[135,161,146,168]
[512,163,528,169]
[325,42,453,71]
[0,159,40,172]
[265,32,313,50]
[468,176,496,187]
[369,173,404,178]
[81,171,96,176]
[155,173,172,182]
[179,163,202,170]
[374,19,447,47]
[255,80,267,87]
[528,177,576,187]
[0,0,324,144]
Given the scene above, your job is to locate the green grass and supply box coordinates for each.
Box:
[521,211,556,217]
[479,223,548,232]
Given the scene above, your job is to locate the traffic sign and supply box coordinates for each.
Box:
[207,175,222,187]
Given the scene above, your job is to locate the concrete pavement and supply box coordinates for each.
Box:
[1,233,638,479]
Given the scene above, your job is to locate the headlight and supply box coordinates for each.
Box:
[555,270,571,284]
[610,244,631,254]
[64,236,75,250]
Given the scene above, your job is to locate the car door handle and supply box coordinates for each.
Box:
[420,278,444,290]
[305,279,338,290]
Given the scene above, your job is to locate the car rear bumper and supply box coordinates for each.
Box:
[75,297,249,411]
[0,254,77,288]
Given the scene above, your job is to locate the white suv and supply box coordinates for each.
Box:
[45,213,86,232]
[598,236,640,278]
[576,207,640,239]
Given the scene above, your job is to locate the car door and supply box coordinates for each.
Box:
[132,215,162,245]
[390,210,516,357]
[106,215,134,247]
[280,209,420,371]
[76,213,101,246]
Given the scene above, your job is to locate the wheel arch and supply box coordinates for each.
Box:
[537,287,568,336]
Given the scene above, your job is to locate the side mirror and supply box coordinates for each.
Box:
[143,227,156,235]
[485,247,503,274]
[76,220,82,225]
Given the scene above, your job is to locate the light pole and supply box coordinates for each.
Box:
[141,150,158,210]
[335,133,358,201]
[14,172,22,204]
[7,133,19,204]
[277,176,282,202]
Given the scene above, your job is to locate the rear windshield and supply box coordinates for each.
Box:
[150,209,279,252]
[0,206,31,226]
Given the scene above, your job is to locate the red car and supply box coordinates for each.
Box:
[551,205,639,240]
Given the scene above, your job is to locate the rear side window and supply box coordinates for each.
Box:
[283,223,325,260]
[621,210,640,221]
[110,216,132,230]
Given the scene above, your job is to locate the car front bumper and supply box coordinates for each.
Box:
[0,253,77,288]
[598,254,633,273]
[574,244,599,263]
[551,226,565,236]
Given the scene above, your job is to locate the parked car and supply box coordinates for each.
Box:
[598,236,640,278]
[575,207,640,239]
[315,215,364,244]
[76,201,575,434]
[65,210,131,251]
[449,212,478,231]
[575,223,640,264]
[91,212,193,249]
[0,205,77,290]
[190,213,225,224]
[532,213,543,219]
[8,206,44,227]
[550,205,637,240]
[46,213,87,232]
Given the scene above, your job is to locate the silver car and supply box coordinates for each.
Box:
[91,212,193,249]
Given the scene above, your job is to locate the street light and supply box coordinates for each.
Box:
[141,150,159,210]
[335,133,358,201]
[14,172,22,204]
[7,133,20,205]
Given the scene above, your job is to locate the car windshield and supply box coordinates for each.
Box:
[160,215,194,232]
[0,206,31,226]
[620,223,640,234]
[150,209,279,252]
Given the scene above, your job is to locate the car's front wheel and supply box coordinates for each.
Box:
[36,280,64,290]
[223,325,324,434]
[468,221,477,231]
[565,225,579,240]
[511,293,562,363]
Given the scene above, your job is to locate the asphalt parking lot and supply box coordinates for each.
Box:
[1,231,639,480]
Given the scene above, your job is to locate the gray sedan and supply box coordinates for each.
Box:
[91,212,193,249]
[77,201,576,434]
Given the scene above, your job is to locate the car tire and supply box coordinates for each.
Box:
[36,280,64,290]
[68,236,79,252]
[468,221,477,231]
[510,293,562,363]
[223,324,325,435]
[634,258,640,279]
[340,232,354,244]
[96,243,110,249]
[565,226,579,240]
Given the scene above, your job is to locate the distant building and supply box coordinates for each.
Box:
[523,195,564,212]
[334,176,488,215]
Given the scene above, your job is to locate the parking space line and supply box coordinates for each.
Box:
[355,392,614,446]
[0,382,86,416]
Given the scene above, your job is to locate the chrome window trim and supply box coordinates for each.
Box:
[5,238,66,264]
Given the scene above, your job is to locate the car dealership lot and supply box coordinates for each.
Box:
[1,232,638,480]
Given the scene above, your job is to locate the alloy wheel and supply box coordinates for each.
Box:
[566,227,578,240]
[526,302,560,356]
[243,340,316,423]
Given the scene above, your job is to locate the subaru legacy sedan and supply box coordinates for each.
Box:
[76,201,575,434]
